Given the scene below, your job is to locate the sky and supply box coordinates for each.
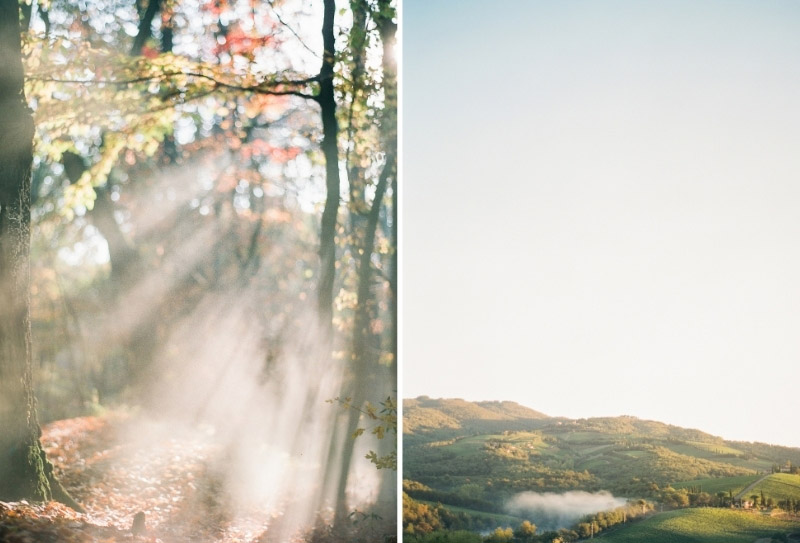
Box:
[402,1,800,447]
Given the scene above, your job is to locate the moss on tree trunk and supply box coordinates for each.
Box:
[0,0,82,511]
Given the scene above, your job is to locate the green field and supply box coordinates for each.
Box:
[686,441,745,456]
[598,508,800,542]
[620,450,649,458]
[442,435,494,455]
[722,456,775,471]
[673,475,762,495]
[749,474,800,502]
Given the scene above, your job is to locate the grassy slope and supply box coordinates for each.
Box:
[598,508,800,543]
[749,474,800,502]
[672,475,761,495]
[406,399,800,493]
[404,397,800,540]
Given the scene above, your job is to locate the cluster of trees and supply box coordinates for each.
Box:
[776,498,800,514]
[403,481,503,516]
[403,493,445,536]
[483,522,536,543]
[573,500,653,539]
[405,438,599,502]
[654,484,741,509]
[402,492,507,535]
[403,487,656,543]
[0,0,397,524]
[652,483,800,512]
[476,500,656,543]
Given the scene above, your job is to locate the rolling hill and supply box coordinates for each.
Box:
[596,508,800,542]
[404,397,800,540]
[404,397,549,435]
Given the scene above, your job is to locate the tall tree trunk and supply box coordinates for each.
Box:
[0,1,81,510]
[160,6,179,164]
[345,0,369,234]
[131,0,161,55]
[333,163,391,521]
[332,0,397,519]
[376,1,398,509]
[0,1,48,501]
[62,152,138,286]
[316,0,340,330]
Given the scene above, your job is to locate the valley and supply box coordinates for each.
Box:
[403,397,800,542]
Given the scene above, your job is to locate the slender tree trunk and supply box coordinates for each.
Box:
[316,0,340,330]
[160,6,179,164]
[131,0,161,55]
[0,2,81,509]
[345,0,369,232]
[334,163,391,521]
[376,0,398,409]
[333,0,397,521]
[372,0,398,510]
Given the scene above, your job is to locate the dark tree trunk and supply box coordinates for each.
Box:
[160,7,179,164]
[316,0,340,330]
[62,152,138,286]
[345,0,369,235]
[333,1,398,519]
[0,1,81,510]
[0,1,48,499]
[376,0,398,400]
[131,0,161,55]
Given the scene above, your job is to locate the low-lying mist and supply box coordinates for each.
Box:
[505,491,627,531]
[127,286,383,539]
[38,153,395,540]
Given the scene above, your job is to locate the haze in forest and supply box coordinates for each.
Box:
[0,0,396,541]
[403,0,800,448]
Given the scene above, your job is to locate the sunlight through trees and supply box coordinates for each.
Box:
[0,0,396,540]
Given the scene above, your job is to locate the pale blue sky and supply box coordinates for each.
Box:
[403,1,800,447]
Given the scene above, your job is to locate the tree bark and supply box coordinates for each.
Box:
[316,0,340,330]
[333,0,397,519]
[345,0,369,232]
[0,1,81,510]
[334,159,392,521]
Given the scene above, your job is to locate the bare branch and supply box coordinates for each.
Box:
[27,71,320,101]
[265,0,321,60]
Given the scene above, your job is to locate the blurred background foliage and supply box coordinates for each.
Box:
[20,0,396,518]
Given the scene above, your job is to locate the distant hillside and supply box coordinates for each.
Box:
[404,397,800,508]
[404,397,800,540]
[404,396,549,434]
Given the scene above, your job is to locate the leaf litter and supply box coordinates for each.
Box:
[0,415,308,543]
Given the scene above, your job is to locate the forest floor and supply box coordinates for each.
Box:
[0,414,393,543]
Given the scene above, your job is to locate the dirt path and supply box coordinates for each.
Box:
[0,414,394,542]
[735,473,771,500]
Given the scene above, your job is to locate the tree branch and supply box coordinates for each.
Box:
[27,72,320,101]
[265,0,322,60]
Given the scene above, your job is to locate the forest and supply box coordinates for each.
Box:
[0,0,397,541]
